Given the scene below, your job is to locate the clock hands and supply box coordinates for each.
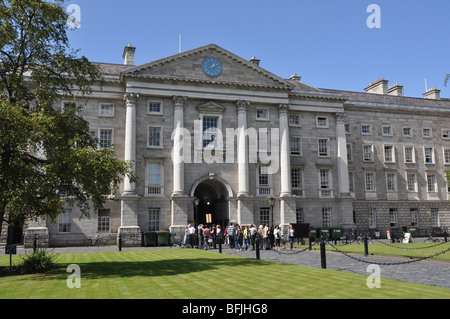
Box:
[210,63,219,69]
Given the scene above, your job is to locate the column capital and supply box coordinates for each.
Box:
[173,96,187,109]
[236,100,250,113]
[336,112,346,124]
[123,92,140,105]
[278,104,290,114]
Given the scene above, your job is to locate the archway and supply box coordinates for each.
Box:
[191,176,232,228]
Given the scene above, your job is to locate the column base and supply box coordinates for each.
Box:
[118,226,142,247]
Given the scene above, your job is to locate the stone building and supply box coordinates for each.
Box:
[12,43,450,247]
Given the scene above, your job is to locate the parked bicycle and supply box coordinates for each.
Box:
[84,235,108,247]
[424,233,443,243]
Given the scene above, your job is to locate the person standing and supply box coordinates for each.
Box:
[215,225,222,248]
[228,223,235,249]
[183,225,189,247]
[288,224,295,250]
[189,224,196,248]
[203,225,211,250]
[197,224,204,249]
[274,225,281,251]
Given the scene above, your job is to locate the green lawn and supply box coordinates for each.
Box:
[0,249,449,299]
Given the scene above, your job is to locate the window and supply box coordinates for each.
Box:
[98,209,110,232]
[422,128,432,138]
[146,162,162,195]
[424,147,434,164]
[318,139,329,157]
[148,101,163,114]
[258,129,270,152]
[363,144,374,162]
[348,172,354,192]
[384,145,394,163]
[347,144,352,162]
[258,166,269,186]
[319,169,330,189]
[369,209,377,228]
[442,129,450,139]
[148,208,160,231]
[289,115,300,126]
[148,126,162,147]
[382,125,392,136]
[58,210,71,233]
[99,129,113,149]
[260,208,270,225]
[365,172,376,192]
[406,173,417,192]
[427,174,436,192]
[256,108,268,120]
[317,116,328,128]
[322,208,332,227]
[99,103,114,117]
[361,124,372,135]
[389,208,398,227]
[410,208,419,226]
[291,168,303,190]
[403,127,413,137]
[296,208,304,224]
[202,116,218,147]
[386,173,397,192]
[444,149,450,164]
[345,124,351,134]
[404,146,415,163]
[431,209,439,227]
[290,137,301,155]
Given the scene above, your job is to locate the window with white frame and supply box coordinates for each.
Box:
[319,169,332,197]
[427,173,436,192]
[386,173,397,192]
[444,149,450,164]
[406,173,417,192]
[322,208,332,227]
[257,165,271,195]
[402,127,413,137]
[291,168,303,190]
[361,124,372,135]
[431,209,439,227]
[148,101,163,115]
[442,129,450,139]
[146,162,163,195]
[363,144,374,162]
[384,145,395,163]
[258,129,270,152]
[318,138,329,157]
[369,208,377,228]
[410,208,419,226]
[58,210,71,233]
[99,103,114,117]
[260,208,270,225]
[347,144,352,162]
[148,208,160,231]
[316,116,328,128]
[289,115,300,126]
[99,129,113,149]
[424,147,434,164]
[382,125,392,136]
[296,208,304,223]
[256,108,268,120]
[202,116,219,148]
[148,126,162,147]
[422,128,432,138]
[98,209,110,232]
[404,146,415,163]
[389,208,398,227]
[365,172,376,192]
[290,137,301,155]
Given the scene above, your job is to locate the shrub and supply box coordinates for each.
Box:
[17,249,59,274]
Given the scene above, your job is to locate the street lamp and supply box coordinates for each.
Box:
[193,197,200,227]
[269,197,275,227]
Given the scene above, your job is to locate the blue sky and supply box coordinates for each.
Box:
[66,0,450,98]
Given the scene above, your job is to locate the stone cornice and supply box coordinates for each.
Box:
[289,90,348,102]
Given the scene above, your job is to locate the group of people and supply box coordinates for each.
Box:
[183,222,297,251]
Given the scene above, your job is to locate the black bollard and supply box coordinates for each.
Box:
[255,236,260,260]
[219,235,222,253]
[364,235,369,256]
[118,235,122,251]
[320,241,326,269]
[309,236,312,251]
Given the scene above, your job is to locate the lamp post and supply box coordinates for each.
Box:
[193,197,200,227]
[269,197,275,227]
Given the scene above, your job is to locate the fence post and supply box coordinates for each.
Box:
[320,241,326,269]
[118,234,122,251]
[364,235,369,256]
[255,235,260,260]
[219,234,222,253]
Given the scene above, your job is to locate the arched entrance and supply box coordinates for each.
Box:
[191,176,232,228]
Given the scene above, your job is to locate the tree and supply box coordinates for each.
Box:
[0,0,135,236]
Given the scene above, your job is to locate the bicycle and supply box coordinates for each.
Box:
[424,233,443,243]
[356,233,373,245]
[85,235,108,247]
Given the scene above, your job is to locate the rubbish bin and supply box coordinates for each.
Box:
[157,231,170,246]
[318,228,330,239]
[309,229,317,240]
[144,231,158,247]
[406,226,418,238]
[331,228,343,241]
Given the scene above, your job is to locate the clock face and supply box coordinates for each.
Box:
[201,57,222,77]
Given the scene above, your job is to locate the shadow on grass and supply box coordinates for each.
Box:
[39,256,273,281]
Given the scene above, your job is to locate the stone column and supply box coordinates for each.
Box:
[172,96,187,197]
[336,113,350,195]
[236,100,250,196]
[279,104,292,197]
[123,92,139,195]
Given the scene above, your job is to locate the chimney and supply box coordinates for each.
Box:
[123,44,136,66]
[249,56,260,66]
[365,77,388,95]
[423,87,440,100]
[387,83,403,96]
[289,73,301,81]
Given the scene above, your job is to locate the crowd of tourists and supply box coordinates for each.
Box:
[182,223,297,251]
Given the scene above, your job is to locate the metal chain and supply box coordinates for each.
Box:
[273,246,310,255]
[372,238,449,250]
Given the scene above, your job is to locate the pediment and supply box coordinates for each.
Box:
[121,44,292,90]
[196,101,225,113]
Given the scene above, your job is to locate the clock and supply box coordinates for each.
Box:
[201,57,222,77]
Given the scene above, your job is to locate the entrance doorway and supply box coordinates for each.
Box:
[192,177,231,228]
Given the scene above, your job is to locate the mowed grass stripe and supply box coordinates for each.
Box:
[0,249,449,299]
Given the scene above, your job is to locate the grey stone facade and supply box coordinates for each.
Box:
[13,44,450,247]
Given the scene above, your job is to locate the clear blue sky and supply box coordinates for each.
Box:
[66,0,450,98]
